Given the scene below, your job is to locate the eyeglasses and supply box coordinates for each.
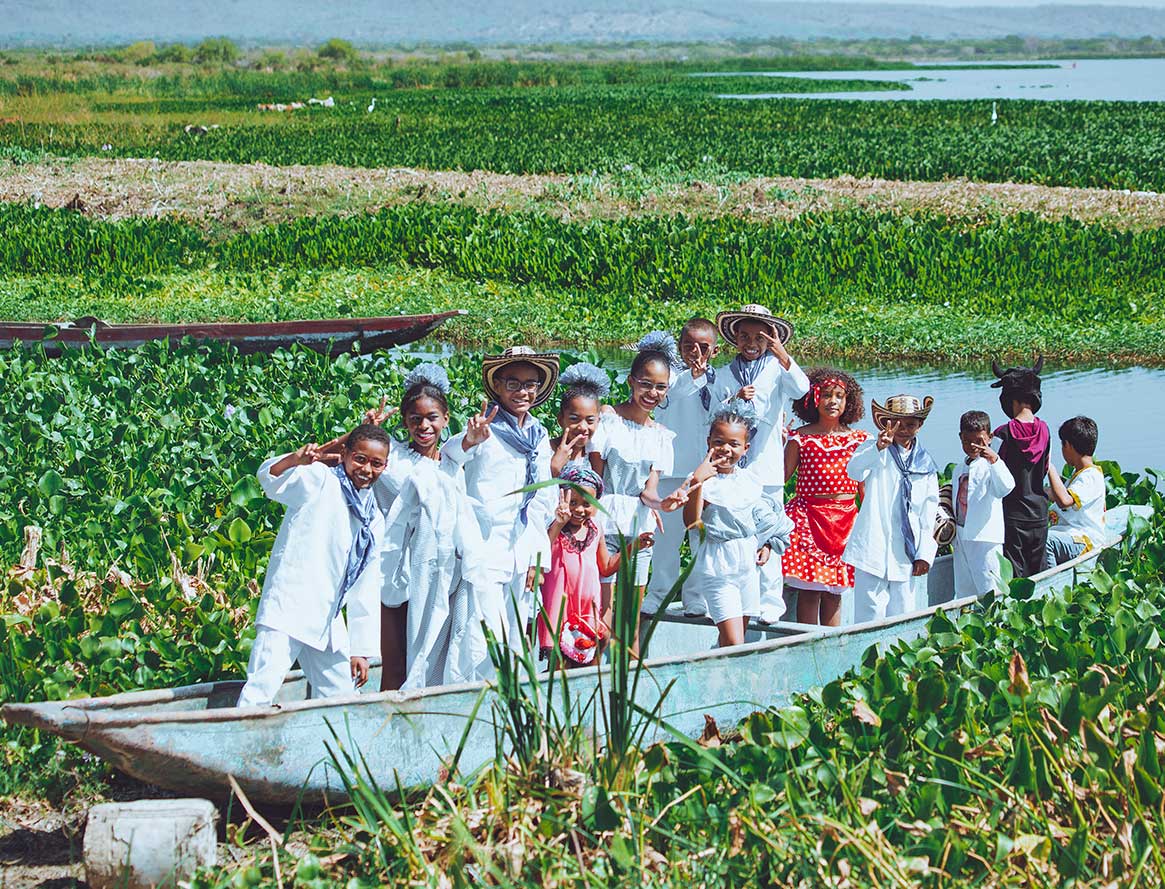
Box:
[348,454,387,470]
[631,378,669,394]
[499,379,541,392]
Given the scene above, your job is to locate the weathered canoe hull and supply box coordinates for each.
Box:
[1,546,1107,805]
[0,312,465,356]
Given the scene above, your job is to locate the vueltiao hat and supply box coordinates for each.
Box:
[482,346,560,409]
[871,394,934,428]
[716,304,794,347]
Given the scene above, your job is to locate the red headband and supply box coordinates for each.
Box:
[811,377,847,407]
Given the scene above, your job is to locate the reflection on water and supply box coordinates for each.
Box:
[707,58,1165,104]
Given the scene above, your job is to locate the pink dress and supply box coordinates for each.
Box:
[537,518,605,664]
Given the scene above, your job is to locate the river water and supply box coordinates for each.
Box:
[590,354,1165,473]
[706,58,1165,102]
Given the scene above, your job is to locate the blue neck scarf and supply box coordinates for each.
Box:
[889,442,938,562]
[729,352,773,389]
[699,366,716,411]
[331,464,377,610]
[489,406,547,524]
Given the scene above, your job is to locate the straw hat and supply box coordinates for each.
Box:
[716,304,794,347]
[482,346,560,409]
[871,394,934,428]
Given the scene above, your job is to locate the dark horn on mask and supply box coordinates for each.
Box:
[1032,355,1044,374]
[991,359,1005,378]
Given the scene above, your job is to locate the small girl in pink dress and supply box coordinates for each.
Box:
[538,465,649,667]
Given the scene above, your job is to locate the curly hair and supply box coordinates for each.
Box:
[791,367,864,426]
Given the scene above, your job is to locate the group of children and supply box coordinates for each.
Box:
[236,305,1108,706]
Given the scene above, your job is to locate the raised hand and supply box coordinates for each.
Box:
[758,329,790,361]
[876,420,899,451]
[972,442,1000,464]
[659,488,688,512]
[293,443,323,466]
[463,400,500,449]
[363,394,399,427]
[554,428,588,461]
[554,488,573,526]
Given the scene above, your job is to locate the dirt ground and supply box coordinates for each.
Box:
[2,156,1162,230]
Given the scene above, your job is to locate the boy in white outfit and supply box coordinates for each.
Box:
[844,395,940,623]
[711,304,810,623]
[237,425,391,707]
[950,410,1015,598]
[1045,416,1106,568]
[642,317,718,618]
[443,346,560,652]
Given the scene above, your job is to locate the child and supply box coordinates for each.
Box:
[237,424,391,707]
[682,402,794,648]
[782,368,870,626]
[844,395,940,623]
[550,362,611,477]
[712,304,810,623]
[1045,416,1106,568]
[443,346,560,653]
[643,317,719,619]
[989,358,1051,578]
[950,410,1015,598]
[537,465,651,667]
[588,332,686,644]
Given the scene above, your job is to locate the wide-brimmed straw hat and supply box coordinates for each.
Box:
[482,346,560,409]
[871,394,934,428]
[716,304,794,347]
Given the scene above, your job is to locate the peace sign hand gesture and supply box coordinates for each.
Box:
[877,420,900,451]
[463,400,499,450]
[554,487,573,525]
[363,394,399,427]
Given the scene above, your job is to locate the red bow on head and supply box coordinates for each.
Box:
[811,377,846,407]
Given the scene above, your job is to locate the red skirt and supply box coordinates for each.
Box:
[782,497,859,591]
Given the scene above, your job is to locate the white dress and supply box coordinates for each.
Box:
[644,368,714,614]
[588,411,675,585]
[687,470,794,624]
[379,464,490,689]
[373,444,458,515]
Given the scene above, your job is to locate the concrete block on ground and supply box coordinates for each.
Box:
[84,798,218,889]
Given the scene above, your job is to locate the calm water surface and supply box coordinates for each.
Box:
[707,59,1165,103]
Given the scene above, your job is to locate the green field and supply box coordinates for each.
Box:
[3,47,1165,886]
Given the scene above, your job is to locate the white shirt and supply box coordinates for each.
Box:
[443,426,555,583]
[843,440,940,581]
[373,444,458,515]
[712,356,810,483]
[588,412,675,536]
[1050,465,1106,549]
[951,456,1015,544]
[255,457,383,657]
[654,368,712,480]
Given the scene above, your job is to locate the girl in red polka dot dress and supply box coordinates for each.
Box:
[782,368,869,626]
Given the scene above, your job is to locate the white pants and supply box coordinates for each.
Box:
[642,479,706,616]
[953,537,1004,599]
[755,484,786,623]
[476,571,536,663]
[852,569,918,624]
[237,625,353,708]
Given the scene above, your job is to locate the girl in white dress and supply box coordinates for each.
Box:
[682,402,794,648]
[588,333,686,641]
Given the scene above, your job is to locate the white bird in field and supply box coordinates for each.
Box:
[367,97,376,113]
[991,101,998,125]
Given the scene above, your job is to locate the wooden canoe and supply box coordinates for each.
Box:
[1,533,1130,806]
[0,311,465,356]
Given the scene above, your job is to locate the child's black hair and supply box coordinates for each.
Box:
[630,330,678,379]
[791,367,864,426]
[402,380,449,415]
[1059,416,1098,456]
[558,362,611,413]
[709,399,759,434]
[959,410,991,435]
[400,362,451,415]
[347,423,392,452]
[679,317,717,343]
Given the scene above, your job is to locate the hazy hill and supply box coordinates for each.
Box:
[2,0,1164,47]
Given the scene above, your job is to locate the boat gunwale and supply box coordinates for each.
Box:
[0,543,1110,733]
